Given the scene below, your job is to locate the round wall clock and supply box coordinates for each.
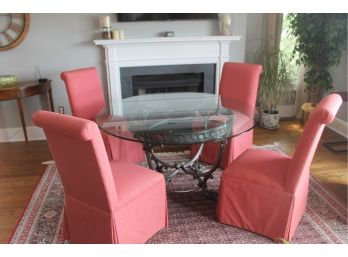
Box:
[0,13,30,51]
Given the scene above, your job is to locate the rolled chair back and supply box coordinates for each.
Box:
[33,110,118,212]
[286,94,343,193]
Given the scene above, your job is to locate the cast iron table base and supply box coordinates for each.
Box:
[143,141,226,200]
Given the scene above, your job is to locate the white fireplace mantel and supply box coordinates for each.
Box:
[94,36,242,115]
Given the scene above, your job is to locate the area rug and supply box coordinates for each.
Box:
[8,144,348,244]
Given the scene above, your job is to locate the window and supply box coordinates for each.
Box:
[279,14,300,82]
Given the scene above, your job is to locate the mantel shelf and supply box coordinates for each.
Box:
[94,36,242,46]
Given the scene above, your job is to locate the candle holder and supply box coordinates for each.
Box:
[101,26,112,39]
[100,16,112,39]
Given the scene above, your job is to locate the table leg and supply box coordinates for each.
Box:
[199,140,226,199]
[144,143,156,170]
[16,98,28,143]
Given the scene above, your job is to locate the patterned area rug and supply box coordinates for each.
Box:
[8,145,348,243]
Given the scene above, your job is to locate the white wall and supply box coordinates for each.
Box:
[245,13,265,63]
[229,14,247,62]
[0,13,251,141]
[110,16,219,38]
[330,50,347,122]
[0,14,103,130]
[326,50,348,137]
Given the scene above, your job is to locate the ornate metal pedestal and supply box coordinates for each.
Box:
[134,118,231,199]
[143,141,226,199]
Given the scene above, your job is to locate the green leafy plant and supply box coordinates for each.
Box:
[257,43,293,114]
[287,13,347,103]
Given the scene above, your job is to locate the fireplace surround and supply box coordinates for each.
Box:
[94,36,241,114]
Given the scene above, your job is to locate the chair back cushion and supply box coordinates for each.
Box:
[61,67,106,120]
[286,94,343,192]
[219,62,262,114]
[33,110,118,212]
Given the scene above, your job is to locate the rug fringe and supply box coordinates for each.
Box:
[42,160,55,165]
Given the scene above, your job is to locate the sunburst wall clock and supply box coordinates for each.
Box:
[0,13,30,51]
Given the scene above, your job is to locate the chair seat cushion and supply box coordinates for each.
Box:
[222,149,292,191]
[110,160,165,207]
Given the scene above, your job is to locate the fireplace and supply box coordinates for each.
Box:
[94,36,241,114]
[120,64,215,98]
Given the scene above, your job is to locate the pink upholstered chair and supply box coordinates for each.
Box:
[61,67,145,163]
[192,62,262,168]
[217,94,342,241]
[33,110,168,243]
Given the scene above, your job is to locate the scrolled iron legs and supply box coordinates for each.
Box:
[143,141,226,199]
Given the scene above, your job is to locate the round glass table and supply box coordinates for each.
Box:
[96,92,257,198]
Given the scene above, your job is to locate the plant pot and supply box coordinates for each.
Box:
[300,102,316,124]
[260,110,280,129]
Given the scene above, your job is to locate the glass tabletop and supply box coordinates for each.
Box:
[96,92,257,145]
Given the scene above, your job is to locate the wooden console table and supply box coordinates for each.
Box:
[0,80,54,143]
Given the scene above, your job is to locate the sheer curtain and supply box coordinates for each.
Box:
[264,13,306,119]
[294,65,307,118]
[264,13,282,50]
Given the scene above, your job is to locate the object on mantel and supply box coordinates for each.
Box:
[112,29,125,39]
[218,14,232,36]
[100,16,112,39]
[165,31,175,37]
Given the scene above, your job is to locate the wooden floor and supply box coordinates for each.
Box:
[0,120,347,243]
[0,140,52,243]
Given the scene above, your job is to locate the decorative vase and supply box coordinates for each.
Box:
[218,14,232,36]
[100,16,112,39]
[301,102,316,124]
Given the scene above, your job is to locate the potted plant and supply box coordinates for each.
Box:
[287,14,347,104]
[257,44,293,129]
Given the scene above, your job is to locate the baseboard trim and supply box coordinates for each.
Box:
[0,126,46,142]
[327,117,348,138]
